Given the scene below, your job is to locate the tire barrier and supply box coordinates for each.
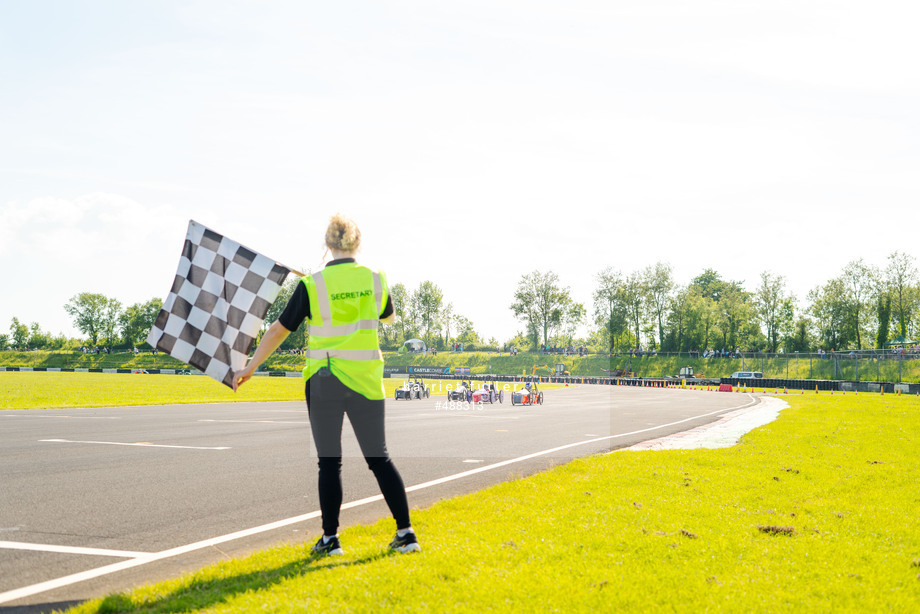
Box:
[0,366,203,375]
[397,372,920,395]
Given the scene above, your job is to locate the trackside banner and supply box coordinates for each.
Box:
[407,366,451,375]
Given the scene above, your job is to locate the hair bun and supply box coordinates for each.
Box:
[325,213,361,252]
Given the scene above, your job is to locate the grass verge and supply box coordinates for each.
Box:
[0,373,565,410]
[63,393,920,612]
[0,372,304,409]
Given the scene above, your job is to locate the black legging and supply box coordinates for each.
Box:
[306,370,411,536]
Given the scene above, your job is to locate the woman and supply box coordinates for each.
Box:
[233,214,419,556]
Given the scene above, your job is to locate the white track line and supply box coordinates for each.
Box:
[0,395,756,605]
[0,542,150,558]
[39,439,231,450]
[403,395,758,493]
[2,415,122,419]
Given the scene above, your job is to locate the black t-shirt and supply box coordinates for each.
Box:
[278,259,394,332]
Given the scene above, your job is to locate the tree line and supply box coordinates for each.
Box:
[591,251,918,354]
[4,250,917,354]
[2,295,162,351]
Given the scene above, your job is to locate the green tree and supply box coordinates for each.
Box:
[0,333,9,349]
[441,303,455,347]
[808,278,854,351]
[9,317,29,349]
[263,276,296,327]
[119,298,164,348]
[454,314,481,348]
[555,300,585,347]
[412,281,443,347]
[643,262,673,348]
[47,332,74,350]
[754,272,791,352]
[876,292,892,348]
[510,270,576,348]
[388,283,412,345]
[885,251,918,339]
[65,293,121,346]
[715,284,756,351]
[262,277,307,351]
[504,331,530,352]
[101,298,123,347]
[788,317,812,353]
[592,267,628,353]
[841,259,877,349]
[690,287,719,350]
[620,271,646,349]
[27,322,51,349]
[688,270,751,351]
[691,269,731,301]
[663,286,691,352]
[774,298,797,352]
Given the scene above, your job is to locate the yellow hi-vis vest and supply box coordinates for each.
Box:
[302,262,388,400]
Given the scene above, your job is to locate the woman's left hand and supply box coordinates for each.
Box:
[232,368,253,392]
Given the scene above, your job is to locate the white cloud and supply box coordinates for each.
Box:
[1,1,918,344]
[0,193,190,336]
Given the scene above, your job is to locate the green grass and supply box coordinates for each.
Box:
[62,393,920,613]
[0,373,565,410]
[0,372,304,409]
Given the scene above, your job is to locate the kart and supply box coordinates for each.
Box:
[447,381,473,402]
[471,381,504,404]
[395,380,430,400]
[511,383,544,406]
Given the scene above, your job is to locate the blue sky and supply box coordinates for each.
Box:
[2,1,918,343]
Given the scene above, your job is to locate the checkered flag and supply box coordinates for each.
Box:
[147,220,292,388]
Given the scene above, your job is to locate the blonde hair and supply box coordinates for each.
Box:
[324,213,361,253]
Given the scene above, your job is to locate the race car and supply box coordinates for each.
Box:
[511,382,543,406]
[447,381,473,402]
[395,379,430,400]
[471,381,504,404]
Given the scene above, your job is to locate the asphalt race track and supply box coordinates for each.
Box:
[1,384,758,612]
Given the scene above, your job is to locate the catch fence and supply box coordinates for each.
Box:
[608,350,919,383]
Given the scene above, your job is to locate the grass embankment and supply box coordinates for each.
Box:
[65,392,920,613]
[0,350,190,370]
[0,372,559,410]
[382,351,920,381]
